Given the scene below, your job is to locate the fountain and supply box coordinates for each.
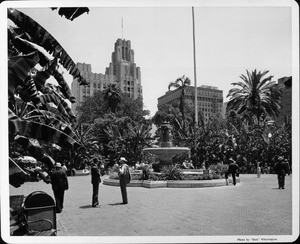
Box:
[142,122,190,164]
[104,121,241,188]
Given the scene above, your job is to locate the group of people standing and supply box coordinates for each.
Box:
[46,156,131,213]
[91,157,131,207]
[46,154,290,213]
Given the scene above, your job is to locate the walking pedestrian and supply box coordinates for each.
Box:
[117,157,131,204]
[256,161,261,178]
[50,162,69,213]
[275,156,290,189]
[227,158,239,186]
[91,158,101,207]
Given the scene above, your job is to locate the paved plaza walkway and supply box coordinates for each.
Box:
[9,173,295,242]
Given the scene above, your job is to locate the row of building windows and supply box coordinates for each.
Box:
[201,108,222,113]
[185,95,222,103]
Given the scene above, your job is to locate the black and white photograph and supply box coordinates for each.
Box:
[1,0,299,243]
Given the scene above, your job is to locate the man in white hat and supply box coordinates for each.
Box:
[50,162,69,213]
[118,157,131,204]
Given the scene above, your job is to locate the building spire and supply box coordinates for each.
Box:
[121,17,123,39]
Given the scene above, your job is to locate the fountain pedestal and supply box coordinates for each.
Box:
[142,122,190,165]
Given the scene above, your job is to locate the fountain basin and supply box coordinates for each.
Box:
[103,178,240,188]
[142,147,190,162]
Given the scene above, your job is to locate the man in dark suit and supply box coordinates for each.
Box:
[275,156,290,189]
[91,158,101,207]
[50,162,69,213]
[227,157,239,186]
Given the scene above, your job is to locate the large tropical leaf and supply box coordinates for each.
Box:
[25,109,78,140]
[14,135,56,169]
[8,51,40,100]
[8,26,76,102]
[51,7,89,21]
[9,108,81,150]
[7,8,87,85]
[9,157,30,188]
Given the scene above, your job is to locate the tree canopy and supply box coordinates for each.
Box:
[76,89,149,124]
[227,69,282,125]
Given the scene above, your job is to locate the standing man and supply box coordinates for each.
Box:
[118,157,131,204]
[50,162,69,213]
[91,158,101,207]
[275,156,290,189]
[227,157,239,186]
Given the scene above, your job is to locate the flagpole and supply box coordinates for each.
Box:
[122,17,123,38]
[192,7,198,169]
[192,7,198,126]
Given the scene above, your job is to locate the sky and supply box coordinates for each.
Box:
[5,0,295,117]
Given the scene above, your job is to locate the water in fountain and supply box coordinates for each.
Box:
[142,122,190,164]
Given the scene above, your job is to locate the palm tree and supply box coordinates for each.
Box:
[227,69,282,125]
[103,84,121,113]
[168,75,191,130]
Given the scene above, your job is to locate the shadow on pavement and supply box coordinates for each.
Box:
[79,205,93,209]
[108,203,124,206]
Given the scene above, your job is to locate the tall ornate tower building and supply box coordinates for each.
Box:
[71,38,142,113]
[105,39,142,99]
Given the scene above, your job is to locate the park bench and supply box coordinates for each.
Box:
[10,191,57,236]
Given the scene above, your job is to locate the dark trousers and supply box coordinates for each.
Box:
[92,183,99,206]
[225,172,237,185]
[119,176,128,204]
[231,173,237,185]
[278,174,285,188]
[53,190,65,213]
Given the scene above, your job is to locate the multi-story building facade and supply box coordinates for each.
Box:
[157,85,223,124]
[71,39,142,113]
[275,76,292,125]
[222,101,228,119]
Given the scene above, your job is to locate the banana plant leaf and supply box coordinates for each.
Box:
[25,109,78,140]
[15,156,37,165]
[8,8,88,85]
[8,27,76,102]
[9,157,30,188]
[9,108,81,151]
[37,92,76,121]
[53,7,89,21]
[14,135,56,169]
[8,51,40,100]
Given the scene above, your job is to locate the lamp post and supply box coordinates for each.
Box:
[267,132,272,171]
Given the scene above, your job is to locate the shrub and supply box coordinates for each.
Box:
[209,163,227,175]
[161,165,183,180]
[148,173,165,181]
[109,172,119,180]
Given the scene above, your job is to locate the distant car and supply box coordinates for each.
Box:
[74,169,90,176]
